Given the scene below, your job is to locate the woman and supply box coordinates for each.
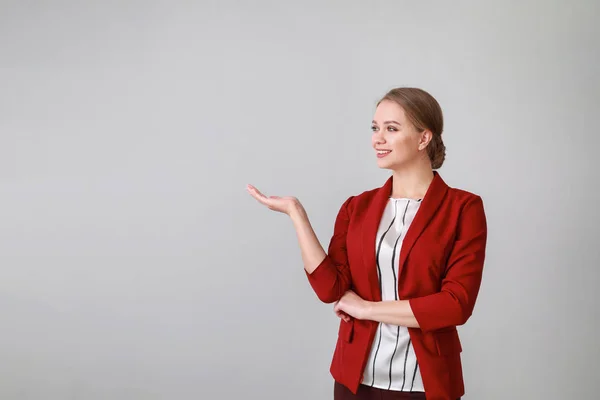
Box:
[247,87,487,400]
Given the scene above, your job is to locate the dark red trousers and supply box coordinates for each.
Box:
[334,382,461,400]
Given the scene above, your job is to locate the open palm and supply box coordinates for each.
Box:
[246,184,299,215]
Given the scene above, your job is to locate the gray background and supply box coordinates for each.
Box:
[1,1,598,399]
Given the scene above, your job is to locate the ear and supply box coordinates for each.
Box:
[418,130,433,151]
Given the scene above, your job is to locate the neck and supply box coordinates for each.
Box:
[390,163,435,200]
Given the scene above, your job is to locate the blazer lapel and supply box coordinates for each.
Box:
[360,176,393,302]
[397,171,448,279]
[360,172,449,302]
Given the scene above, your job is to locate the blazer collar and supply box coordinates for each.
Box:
[360,171,449,301]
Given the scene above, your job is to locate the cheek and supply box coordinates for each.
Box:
[390,136,416,155]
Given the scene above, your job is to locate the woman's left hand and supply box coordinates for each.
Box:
[334,290,371,320]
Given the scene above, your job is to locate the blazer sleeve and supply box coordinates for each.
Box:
[304,196,354,303]
[409,195,488,333]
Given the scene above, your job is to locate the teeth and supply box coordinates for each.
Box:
[377,150,391,154]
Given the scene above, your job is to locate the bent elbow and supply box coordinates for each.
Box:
[456,302,475,326]
[315,290,341,304]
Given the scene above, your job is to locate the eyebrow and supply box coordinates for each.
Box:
[372,120,402,125]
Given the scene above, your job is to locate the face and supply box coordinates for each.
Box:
[371,100,431,170]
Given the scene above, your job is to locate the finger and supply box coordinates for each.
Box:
[334,302,341,312]
[246,186,261,198]
[246,184,263,198]
[336,310,351,322]
[335,304,349,319]
[247,186,273,206]
[248,184,268,198]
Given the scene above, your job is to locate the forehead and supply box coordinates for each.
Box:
[373,100,407,123]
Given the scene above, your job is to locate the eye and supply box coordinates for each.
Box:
[371,125,378,132]
[387,126,398,132]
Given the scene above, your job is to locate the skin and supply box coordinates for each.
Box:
[247,100,435,328]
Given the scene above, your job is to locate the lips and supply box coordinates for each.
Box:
[376,149,391,158]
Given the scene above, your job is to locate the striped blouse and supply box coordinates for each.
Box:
[361,197,424,392]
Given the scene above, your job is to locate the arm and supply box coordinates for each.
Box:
[246,184,353,304]
[334,291,420,327]
[335,195,487,332]
[289,203,327,275]
[363,300,420,328]
[408,195,488,333]
[297,196,354,303]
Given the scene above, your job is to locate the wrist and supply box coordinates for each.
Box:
[362,300,375,320]
[289,200,306,221]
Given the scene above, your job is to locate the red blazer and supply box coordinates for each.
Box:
[305,171,487,400]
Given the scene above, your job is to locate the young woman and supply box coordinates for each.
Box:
[247,87,487,400]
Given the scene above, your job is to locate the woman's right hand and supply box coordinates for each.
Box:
[335,304,352,322]
[246,184,301,216]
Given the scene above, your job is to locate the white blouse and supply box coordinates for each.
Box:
[361,197,424,392]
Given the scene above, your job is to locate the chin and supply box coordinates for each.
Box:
[376,158,395,169]
[377,157,406,171]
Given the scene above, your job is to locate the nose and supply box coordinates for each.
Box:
[373,130,385,145]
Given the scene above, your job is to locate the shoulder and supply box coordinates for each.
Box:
[332,182,391,223]
[445,185,487,233]
[438,174,487,229]
[340,184,382,212]
[447,186,484,206]
[441,173,485,210]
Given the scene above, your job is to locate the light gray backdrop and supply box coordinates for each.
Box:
[1,1,598,399]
